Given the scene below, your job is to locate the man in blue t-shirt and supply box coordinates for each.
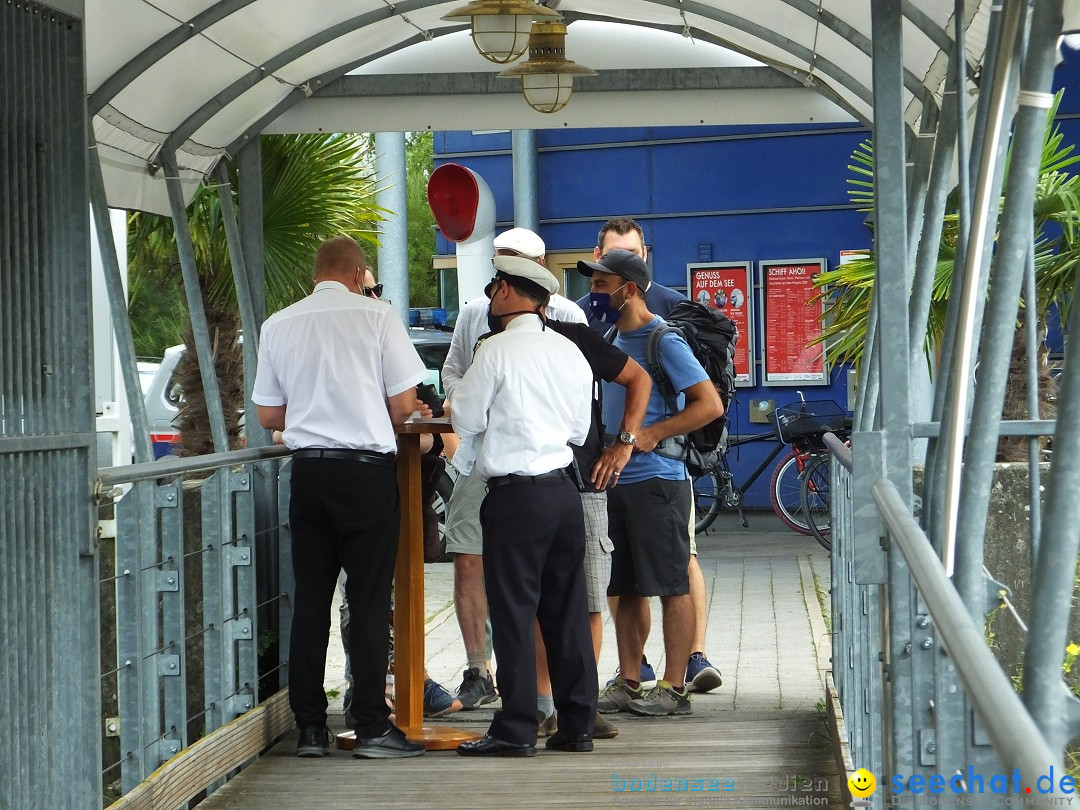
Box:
[577,249,723,717]
[578,216,724,697]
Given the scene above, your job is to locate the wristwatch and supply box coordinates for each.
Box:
[617,431,637,447]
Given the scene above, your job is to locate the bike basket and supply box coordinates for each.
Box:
[773,400,847,443]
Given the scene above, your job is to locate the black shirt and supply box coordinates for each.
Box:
[546,319,629,492]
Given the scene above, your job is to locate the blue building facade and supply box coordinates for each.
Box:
[432,49,1080,508]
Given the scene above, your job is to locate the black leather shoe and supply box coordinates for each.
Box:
[457,734,536,757]
[352,723,425,759]
[545,731,594,752]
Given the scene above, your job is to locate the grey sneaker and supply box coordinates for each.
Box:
[536,710,558,737]
[455,667,498,709]
[593,711,618,739]
[626,680,693,716]
[596,677,644,714]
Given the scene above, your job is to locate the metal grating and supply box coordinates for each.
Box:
[0,1,99,808]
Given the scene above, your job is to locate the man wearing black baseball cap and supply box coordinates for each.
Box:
[577,248,723,718]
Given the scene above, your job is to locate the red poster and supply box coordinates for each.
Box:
[761,259,827,384]
[687,262,753,384]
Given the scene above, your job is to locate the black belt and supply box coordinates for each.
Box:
[292,448,395,467]
[487,468,570,489]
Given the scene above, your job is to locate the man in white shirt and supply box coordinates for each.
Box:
[440,228,586,711]
[253,235,427,760]
[453,255,596,757]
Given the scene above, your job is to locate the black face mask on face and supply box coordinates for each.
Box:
[486,305,543,335]
[485,280,544,334]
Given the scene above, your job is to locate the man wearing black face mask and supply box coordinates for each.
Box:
[452,256,596,757]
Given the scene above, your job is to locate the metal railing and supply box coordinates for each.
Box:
[95,447,290,804]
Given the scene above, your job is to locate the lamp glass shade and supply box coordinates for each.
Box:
[471,13,532,63]
[521,73,574,113]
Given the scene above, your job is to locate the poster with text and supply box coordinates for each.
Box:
[687,262,754,386]
[759,258,828,386]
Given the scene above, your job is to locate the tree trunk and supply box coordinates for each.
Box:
[175,300,244,457]
[997,311,1056,462]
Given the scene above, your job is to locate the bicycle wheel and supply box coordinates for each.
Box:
[800,454,831,550]
[692,468,723,534]
[769,451,812,535]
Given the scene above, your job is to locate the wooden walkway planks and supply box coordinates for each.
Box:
[198,519,843,809]
[196,711,842,808]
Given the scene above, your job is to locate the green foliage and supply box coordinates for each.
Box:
[813,92,1080,374]
[128,133,385,357]
[406,132,438,307]
[362,132,438,306]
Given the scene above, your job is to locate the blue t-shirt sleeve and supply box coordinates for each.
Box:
[657,331,708,394]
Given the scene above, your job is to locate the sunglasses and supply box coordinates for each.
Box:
[363,283,384,299]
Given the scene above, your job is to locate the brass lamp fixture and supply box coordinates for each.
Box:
[497,21,597,114]
[442,0,561,64]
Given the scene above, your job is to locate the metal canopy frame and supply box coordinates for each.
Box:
[10,0,1080,806]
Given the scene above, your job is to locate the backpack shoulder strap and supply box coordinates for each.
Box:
[646,325,682,418]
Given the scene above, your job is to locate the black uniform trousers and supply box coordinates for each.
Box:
[288,456,399,737]
[480,476,598,745]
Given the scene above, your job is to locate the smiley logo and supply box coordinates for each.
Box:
[848,769,877,798]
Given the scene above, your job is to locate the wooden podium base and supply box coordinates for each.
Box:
[336,726,482,752]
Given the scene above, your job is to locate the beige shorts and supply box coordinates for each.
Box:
[444,470,486,556]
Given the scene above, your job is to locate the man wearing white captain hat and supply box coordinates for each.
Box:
[452,255,597,756]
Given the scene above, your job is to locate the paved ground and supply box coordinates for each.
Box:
[326,511,832,713]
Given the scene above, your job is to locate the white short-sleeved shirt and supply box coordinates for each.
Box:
[252,281,427,454]
[451,315,592,480]
[442,293,586,401]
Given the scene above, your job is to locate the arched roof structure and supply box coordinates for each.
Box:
[86,0,996,215]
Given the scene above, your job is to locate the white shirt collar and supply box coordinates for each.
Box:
[313,280,350,293]
[503,312,544,333]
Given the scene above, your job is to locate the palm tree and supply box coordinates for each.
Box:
[128,133,384,455]
[813,93,1080,458]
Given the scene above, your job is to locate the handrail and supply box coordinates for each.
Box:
[97,446,292,486]
[822,431,852,471]
[871,479,1060,790]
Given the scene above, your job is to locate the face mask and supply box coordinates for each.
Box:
[589,283,628,324]
[486,285,544,335]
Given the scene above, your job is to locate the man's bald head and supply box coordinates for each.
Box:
[315,235,366,282]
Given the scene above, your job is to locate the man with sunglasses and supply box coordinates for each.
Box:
[253,235,427,759]
[337,267,462,723]
[440,228,585,714]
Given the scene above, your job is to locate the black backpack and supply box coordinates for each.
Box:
[645,301,738,475]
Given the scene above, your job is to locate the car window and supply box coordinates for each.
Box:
[414,343,450,373]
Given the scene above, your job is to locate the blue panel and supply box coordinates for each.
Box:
[651,130,867,213]
[538,145,653,220]
[1052,46,1080,113]
[436,129,514,154]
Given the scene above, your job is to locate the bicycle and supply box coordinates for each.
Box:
[692,398,849,538]
[799,452,832,550]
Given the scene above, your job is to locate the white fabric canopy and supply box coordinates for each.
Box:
[86,0,999,214]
